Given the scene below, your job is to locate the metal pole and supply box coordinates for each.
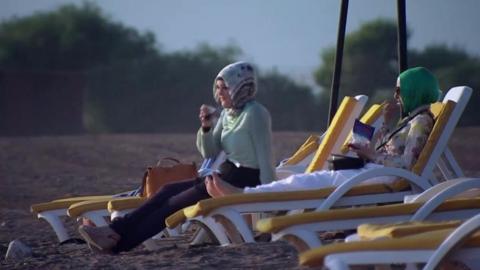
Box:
[397,0,408,72]
[328,0,349,126]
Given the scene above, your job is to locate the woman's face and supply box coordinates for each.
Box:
[394,86,403,106]
[215,79,233,108]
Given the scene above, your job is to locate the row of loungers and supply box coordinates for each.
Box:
[31,86,475,268]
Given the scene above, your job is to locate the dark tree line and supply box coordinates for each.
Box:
[0,5,478,135]
[0,3,319,133]
[314,19,480,127]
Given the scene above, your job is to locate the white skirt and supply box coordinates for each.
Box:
[244,163,396,193]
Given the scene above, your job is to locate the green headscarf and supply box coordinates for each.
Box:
[398,67,440,116]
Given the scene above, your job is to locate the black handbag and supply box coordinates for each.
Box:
[327,154,365,171]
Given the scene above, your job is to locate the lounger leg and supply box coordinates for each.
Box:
[275,229,323,252]
[162,221,189,238]
[324,257,350,270]
[180,220,191,234]
[142,238,159,250]
[214,209,255,243]
[325,252,431,270]
[149,229,172,239]
[424,213,480,270]
[436,155,452,181]
[164,227,180,237]
[38,210,70,243]
[190,228,209,245]
[153,222,187,240]
[83,210,110,226]
[110,209,134,221]
[444,148,464,178]
[193,216,230,245]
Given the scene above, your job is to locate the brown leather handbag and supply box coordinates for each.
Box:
[141,158,198,198]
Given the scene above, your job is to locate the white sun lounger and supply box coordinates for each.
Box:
[167,86,471,246]
[257,177,480,251]
[300,212,480,270]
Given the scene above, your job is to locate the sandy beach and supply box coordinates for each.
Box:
[1,129,479,269]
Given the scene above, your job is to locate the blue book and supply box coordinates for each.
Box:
[353,119,375,141]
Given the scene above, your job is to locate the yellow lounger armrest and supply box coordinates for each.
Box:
[67,198,113,218]
[67,196,148,218]
[52,195,114,202]
[299,228,480,267]
[107,197,147,213]
[165,206,196,229]
[31,195,113,214]
[183,183,402,218]
[256,197,480,233]
[283,140,319,166]
[357,220,461,240]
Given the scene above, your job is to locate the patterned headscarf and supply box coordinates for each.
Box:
[213,61,257,116]
[397,67,440,117]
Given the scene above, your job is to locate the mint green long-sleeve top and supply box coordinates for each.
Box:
[196,101,275,184]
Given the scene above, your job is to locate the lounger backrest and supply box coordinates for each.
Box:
[413,87,472,182]
[429,102,443,118]
[390,87,469,192]
[283,135,320,166]
[388,102,456,192]
[286,100,380,166]
[306,95,368,172]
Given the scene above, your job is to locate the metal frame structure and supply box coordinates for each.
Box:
[328,0,408,125]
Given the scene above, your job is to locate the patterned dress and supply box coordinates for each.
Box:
[244,105,435,193]
[374,105,434,170]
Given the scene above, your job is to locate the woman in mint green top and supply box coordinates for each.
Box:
[197,101,275,184]
[197,61,275,184]
[78,62,275,253]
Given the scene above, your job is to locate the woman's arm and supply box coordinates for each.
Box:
[196,111,223,158]
[371,100,401,147]
[248,105,276,184]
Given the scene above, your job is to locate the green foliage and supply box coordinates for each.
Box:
[85,44,238,133]
[0,3,318,133]
[315,19,480,126]
[315,19,399,103]
[85,47,319,133]
[4,3,477,134]
[410,45,480,126]
[257,71,321,131]
[0,2,158,70]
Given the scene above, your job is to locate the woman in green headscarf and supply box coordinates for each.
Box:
[397,67,441,118]
[362,66,440,169]
[209,66,440,195]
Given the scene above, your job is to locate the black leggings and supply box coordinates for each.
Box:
[110,160,261,253]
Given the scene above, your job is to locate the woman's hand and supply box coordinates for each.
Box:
[383,99,401,127]
[349,143,376,161]
[199,104,214,128]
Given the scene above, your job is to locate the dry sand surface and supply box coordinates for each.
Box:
[1,129,479,269]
